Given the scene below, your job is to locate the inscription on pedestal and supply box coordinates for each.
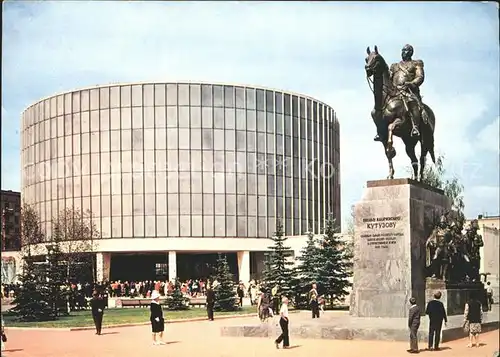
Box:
[361,216,403,249]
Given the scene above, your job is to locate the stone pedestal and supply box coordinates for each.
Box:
[237,251,250,283]
[168,251,177,281]
[425,278,486,316]
[350,179,450,318]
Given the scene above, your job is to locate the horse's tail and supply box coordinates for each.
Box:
[422,104,436,164]
[428,131,436,164]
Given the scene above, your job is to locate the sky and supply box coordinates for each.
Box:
[2,1,499,229]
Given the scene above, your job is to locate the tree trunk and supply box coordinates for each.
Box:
[91,253,96,283]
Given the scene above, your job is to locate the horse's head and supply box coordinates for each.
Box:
[365,45,389,78]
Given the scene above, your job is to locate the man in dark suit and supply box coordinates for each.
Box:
[90,290,105,335]
[206,283,216,321]
[425,291,447,351]
[407,297,421,354]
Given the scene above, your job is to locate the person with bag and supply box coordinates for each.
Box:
[1,317,6,351]
[257,291,270,322]
[90,290,105,335]
[150,290,165,345]
[464,293,483,348]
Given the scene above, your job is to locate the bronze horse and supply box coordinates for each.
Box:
[364,46,436,180]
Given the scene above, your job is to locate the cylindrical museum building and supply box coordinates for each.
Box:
[21,82,340,282]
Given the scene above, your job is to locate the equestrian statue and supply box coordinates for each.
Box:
[365,44,436,180]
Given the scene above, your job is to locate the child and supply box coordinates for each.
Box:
[318,295,325,315]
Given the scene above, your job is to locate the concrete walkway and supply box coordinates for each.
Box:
[2,315,499,357]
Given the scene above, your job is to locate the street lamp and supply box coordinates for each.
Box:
[2,207,14,250]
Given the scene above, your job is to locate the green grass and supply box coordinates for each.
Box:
[2,306,255,328]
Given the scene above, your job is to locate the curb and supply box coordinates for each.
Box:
[5,312,258,332]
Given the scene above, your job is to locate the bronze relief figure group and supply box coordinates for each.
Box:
[425,213,484,283]
[364,44,436,181]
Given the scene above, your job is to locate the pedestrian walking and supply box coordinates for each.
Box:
[274,296,290,349]
[425,291,447,351]
[150,290,165,345]
[464,293,483,348]
[90,289,105,335]
[407,297,421,354]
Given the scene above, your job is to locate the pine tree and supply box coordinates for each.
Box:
[11,254,53,321]
[45,243,69,317]
[262,219,296,299]
[213,254,238,311]
[316,216,353,307]
[292,231,321,309]
[166,279,189,310]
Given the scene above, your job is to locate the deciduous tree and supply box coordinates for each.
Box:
[51,207,100,282]
[20,203,45,255]
[411,154,465,222]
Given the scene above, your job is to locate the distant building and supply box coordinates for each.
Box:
[467,214,499,300]
[1,190,21,283]
[1,190,21,251]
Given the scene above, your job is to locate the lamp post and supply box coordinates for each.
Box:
[2,207,14,250]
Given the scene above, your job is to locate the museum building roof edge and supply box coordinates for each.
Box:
[22,80,339,121]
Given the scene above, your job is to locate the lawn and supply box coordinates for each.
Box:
[2,306,256,328]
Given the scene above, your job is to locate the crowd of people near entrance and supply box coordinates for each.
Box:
[0,283,21,299]
[106,279,209,298]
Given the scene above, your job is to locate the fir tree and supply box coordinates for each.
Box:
[45,243,69,317]
[262,219,296,299]
[292,231,321,309]
[213,254,238,311]
[166,279,189,310]
[11,254,53,321]
[316,216,353,307]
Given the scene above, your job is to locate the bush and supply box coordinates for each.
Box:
[165,280,189,310]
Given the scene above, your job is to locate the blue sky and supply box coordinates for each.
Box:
[2,1,499,228]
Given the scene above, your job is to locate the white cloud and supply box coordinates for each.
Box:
[476,117,500,153]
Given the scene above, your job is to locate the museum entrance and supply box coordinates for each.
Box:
[176,252,238,281]
[110,253,169,282]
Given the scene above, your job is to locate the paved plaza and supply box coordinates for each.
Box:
[3,315,499,357]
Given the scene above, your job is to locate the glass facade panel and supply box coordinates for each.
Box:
[22,84,339,247]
